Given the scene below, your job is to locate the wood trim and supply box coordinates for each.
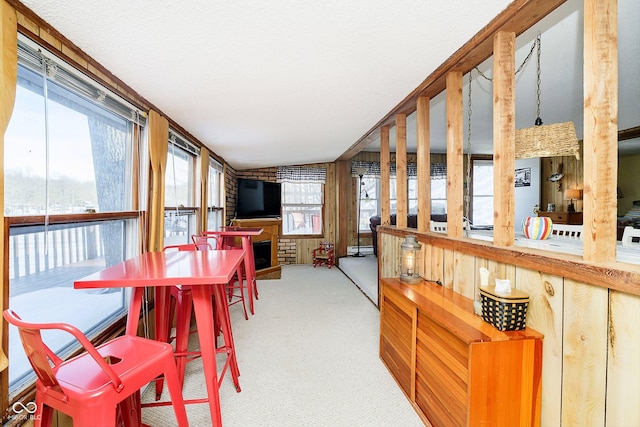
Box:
[338,0,567,160]
[416,96,430,233]
[335,160,349,257]
[1,4,17,407]
[5,211,142,226]
[395,114,407,228]
[378,226,640,296]
[380,126,391,225]
[492,31,516,246]
[446,71,464,238]
[618,126,640,142]
[582,0,618,262]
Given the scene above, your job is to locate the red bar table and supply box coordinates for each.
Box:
[202,227,263,314]
[74,249,245,427]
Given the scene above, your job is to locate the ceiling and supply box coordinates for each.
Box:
[18,1,639,170]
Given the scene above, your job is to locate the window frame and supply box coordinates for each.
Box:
[3,36,145,409]
[281,181,324,236]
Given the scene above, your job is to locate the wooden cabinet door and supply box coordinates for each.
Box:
[379,287,414,397]
[415,311,468,427]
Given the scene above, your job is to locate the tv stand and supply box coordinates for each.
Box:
[231,218,281,279]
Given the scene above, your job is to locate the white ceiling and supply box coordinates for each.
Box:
[18,1,639,169]
[19,0,513,169]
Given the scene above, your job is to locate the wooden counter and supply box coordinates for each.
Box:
[379,278,543,427]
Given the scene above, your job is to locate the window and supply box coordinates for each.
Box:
[359,177,378,231]
[431,178,447,214]
[4,37,141,396]
[389,177,418,215]
[278,166,326,236]
[164,133,198,245]
[353,161,446,224]
[281,182,324,235]
[472,158,494,226]
[208,158,224,231]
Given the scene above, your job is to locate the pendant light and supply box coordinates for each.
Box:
[515,34,580,160]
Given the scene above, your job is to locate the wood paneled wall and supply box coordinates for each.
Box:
[378,229,640,427]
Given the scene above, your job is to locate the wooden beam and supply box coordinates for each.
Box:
[583,0,618,262]
[493,31,516,247]
[446,72,464,238]
[416,95,431,233]
[338,0,567,160]
[396,114,408,229]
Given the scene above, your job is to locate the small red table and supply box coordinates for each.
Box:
[74,249,245,427]
[201,227,263,314]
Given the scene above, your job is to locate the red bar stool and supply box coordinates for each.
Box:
[3,309,189,427]
[193,235,248,320]
[203,228,259,315]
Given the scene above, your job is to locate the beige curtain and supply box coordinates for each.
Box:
[198,147,209,233]
[0,0,17,373]
[147,110,169,252]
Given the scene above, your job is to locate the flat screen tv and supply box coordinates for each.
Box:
[236,178,282,219]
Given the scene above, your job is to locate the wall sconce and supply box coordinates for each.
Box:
[564,188,583,213]
[400,235,422,284]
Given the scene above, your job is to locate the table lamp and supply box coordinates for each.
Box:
[564,188,582,213]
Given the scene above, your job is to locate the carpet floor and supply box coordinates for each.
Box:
[141,264,423,426]
[337,255,379,305]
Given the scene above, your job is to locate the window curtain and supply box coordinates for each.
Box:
[277,165,326,183]
[0,0,17,374]
[148,110,169,252]
[351,160,446,179]
[198,146,209,233]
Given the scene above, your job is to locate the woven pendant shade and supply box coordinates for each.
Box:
[515,121,580,160]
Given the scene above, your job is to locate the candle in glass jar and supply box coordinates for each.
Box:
[406,252,415,275]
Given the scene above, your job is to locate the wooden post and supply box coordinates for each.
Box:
[446,71,464,238]
[492,31,516,246]
[416,95,431,233]
[335,160,349,257]
[396,114,408,229]
[582,0,618,262]
[380,126,391,226]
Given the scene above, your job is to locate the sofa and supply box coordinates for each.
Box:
[369,214,447,256]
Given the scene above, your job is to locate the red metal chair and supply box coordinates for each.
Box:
[3,309,189,427]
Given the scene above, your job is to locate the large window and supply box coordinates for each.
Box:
[164,133,198,245]
[278,166,326,236]
[4,37,141,396]
[281,182,324,235]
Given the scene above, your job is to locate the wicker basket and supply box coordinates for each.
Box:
[479,286,530,331]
